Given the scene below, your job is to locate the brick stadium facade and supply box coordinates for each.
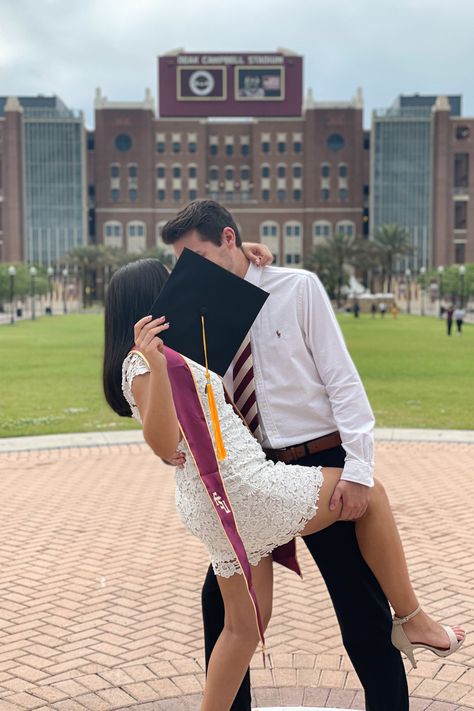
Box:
[1,50,473,268]
[90,63,369,268]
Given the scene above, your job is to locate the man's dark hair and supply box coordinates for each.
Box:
[161,200,242,247]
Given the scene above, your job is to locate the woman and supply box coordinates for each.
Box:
[103,258,465,711]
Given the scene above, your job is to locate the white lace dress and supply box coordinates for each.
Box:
[122,352,324,578]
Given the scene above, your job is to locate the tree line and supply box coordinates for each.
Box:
[1,224,472,310]
[305,224,473,306]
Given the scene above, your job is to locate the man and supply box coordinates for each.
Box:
[162,200,408,711]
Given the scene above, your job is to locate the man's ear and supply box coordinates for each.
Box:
[222,227,237,247]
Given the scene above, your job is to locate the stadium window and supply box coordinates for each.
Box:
[313,221,332,238]
[336,221,355,237]
[260,221,280,264]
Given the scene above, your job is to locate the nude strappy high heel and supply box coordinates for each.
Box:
[391,605,465,670]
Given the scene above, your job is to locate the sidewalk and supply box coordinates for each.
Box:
[0,436,473,710]
[1,427,474,453]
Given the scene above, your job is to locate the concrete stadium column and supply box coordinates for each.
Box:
[431,96,452,267]
[3,96,25,263]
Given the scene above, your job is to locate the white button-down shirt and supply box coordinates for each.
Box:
[223,263,375,487]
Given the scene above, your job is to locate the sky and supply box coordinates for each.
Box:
[0,0,473,129]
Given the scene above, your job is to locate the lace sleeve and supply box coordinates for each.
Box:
[121,352,151,423]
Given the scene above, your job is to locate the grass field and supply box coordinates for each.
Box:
[0,311,472,438]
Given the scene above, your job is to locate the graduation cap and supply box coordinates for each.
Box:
[148,248,269,460]
[149,248,269,377]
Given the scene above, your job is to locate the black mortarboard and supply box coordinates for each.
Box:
[149,248,269,376]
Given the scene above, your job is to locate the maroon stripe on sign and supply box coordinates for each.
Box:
[248,413,260,433]
[233,342,252,379]
[234,368,254,404]
[240,391,256,418]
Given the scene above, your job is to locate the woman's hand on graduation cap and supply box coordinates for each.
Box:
[134,315,170,369]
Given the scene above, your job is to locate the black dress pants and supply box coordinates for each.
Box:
[201,445,409,711]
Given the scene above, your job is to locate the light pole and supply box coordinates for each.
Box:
[419,266,426,316]
[29,266,37,321]
[47,266,54,315]
[8,265,16,325]
[405,268,411,314]
[62,268,69,314]
[458,264,466,308]
[437,265,444,317]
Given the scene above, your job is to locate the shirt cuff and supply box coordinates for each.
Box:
[340,461,374,488]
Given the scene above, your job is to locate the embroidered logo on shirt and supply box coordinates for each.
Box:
[276,330,281,338]
[213,492,231,514]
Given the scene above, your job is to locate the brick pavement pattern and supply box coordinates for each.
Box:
[0,441,473,710]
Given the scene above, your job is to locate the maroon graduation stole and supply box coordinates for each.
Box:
[131,345,302,655]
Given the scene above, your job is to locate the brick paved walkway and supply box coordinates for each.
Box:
[0,441,473,710]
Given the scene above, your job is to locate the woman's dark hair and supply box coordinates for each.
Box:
[161,199,242,247]
[103,258,169,417]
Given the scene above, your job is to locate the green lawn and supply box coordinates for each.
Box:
[0,311,472,437]
[339,312,473,430]
[0,314,140,438]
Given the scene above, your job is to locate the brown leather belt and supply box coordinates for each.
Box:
[263,431,342,464]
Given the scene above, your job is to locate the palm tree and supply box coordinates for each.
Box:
[351,239,382,294]
[305,232,357,306]
[68,245,108,307]
[372,224,414,293]
[67,245,169,305]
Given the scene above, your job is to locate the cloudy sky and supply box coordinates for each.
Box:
[1,0,473,128]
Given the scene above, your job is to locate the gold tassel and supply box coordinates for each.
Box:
[201,315,227,461]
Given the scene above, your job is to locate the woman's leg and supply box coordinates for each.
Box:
[201,555,273,711]
[301,469,465,648]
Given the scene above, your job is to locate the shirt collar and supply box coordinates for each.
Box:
[244,261,264,288]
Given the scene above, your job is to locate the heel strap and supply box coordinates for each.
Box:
[393,605,422,626]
